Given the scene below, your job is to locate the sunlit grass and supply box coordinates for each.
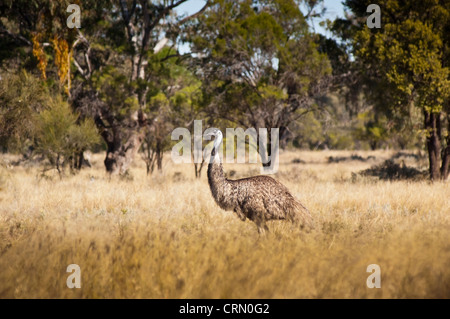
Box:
[0,150,448,298]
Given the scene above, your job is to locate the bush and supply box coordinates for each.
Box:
[359,160,427,181]
[0,71,49,152]
[35,97,100,174]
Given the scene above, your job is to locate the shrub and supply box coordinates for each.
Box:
[35,97,100,175]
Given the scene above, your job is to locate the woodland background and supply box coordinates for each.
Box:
[0,0,448,180]
[0,0,449,299]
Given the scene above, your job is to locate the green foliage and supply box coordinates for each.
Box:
[67,117,101,155]
[140,48,204,173]
[0,71,49,151]
[93,68,140,119]
[340,0,450,179]
[291,111,324,149]
[0,71,100,166]
[353,112,388,150]
[35,97,100,172]
[191,0,331,161]
[146,48,203,121]
[355,19,449,112]
[341,0,450,113]
[3,0,448,180]
[327,131,355,150]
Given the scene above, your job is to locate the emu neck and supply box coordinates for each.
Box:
[208,148,225,186]
[207,149,233,210]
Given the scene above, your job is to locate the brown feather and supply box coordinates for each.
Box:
[207,159,313,233]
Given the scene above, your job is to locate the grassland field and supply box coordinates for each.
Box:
[0,150,449,298]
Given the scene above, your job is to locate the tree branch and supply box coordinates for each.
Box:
[0,26,32,46]
[72,30,92,79]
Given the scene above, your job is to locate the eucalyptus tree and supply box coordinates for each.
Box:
[189,0,331,169]
[335,0,450,180]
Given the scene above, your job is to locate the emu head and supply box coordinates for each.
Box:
[204,128,223,158]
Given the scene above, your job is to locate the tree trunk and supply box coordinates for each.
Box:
[441,116,450,181]
[144,153,154,176]
[194,159,205,179]
[262,146,272,169]
[104,129,144,175]
[156,144,163,172]
[258,129,271,169]
[279,126,289,149]
[259,128,280,172]
[74,151,85,170]
[424,111,442,181]
[442,145,450,181]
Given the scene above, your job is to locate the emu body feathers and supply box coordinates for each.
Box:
[206,130,312,233]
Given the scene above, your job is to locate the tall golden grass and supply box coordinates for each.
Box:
[0,150,448,298]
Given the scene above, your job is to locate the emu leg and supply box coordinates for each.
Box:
[234,207,247,221]
[257,223,269,234]
[255,214,269,234]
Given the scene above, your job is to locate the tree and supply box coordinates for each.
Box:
[0,71,49,152]
[337,0,450,180]
[140,48,204,175]
[0,71,99,174]
[0,0,211,175]
[0,0,108,170]
[35,96,100,175]
[189,0,331,170]
[70,0,210,175]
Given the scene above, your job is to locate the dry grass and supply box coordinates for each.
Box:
[0,150,449,298]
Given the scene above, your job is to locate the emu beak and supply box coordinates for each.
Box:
[203,131,216,138]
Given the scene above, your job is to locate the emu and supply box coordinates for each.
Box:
[205,128,313,233]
